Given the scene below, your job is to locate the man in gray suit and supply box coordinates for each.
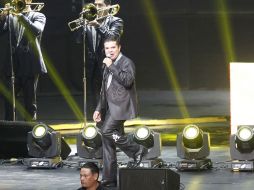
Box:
[93,36,146,187]
[83,0,123,113]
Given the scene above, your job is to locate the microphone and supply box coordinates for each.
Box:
[106,54,111,59]
[103,55,111,73]
[102,55,109,70]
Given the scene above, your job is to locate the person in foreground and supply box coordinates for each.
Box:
[77,162,107,190]
[93,36,147,187]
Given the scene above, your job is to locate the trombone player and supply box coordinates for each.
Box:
[77,0,123,115]
[0,0,46,121]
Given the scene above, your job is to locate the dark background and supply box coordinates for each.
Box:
[1,0,254,94]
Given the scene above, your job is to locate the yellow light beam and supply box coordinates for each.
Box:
[0,82,32,120]
[215,0,236,62]
[51,116,227,130]
[42,51,84,122]
[140,0,189,118]
[21,22,84,122]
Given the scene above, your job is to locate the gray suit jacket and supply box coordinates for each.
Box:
[0,11,46,76]
[96,54,138,120]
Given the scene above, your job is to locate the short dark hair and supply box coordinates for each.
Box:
[81,162,99,177]
[104,35,120,46]
[104,0,111,5]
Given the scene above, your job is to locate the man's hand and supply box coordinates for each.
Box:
[11,12,22,17]
[93,111,101,122]
[103,57,113,67]
[87,20,100,28]
[0,3,10,18]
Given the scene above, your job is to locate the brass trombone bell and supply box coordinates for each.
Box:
[10,0,44,13]
[81,3,98,22]
[67,3,120,31]
[81,3,120,21]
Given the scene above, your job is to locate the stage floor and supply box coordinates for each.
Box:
[0,90,246,190]
[0,146,253,190]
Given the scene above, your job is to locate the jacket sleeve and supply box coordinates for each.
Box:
[0,15,7,35]
[96,16,123,38]
[18,12,46,37]
[96,69,107,112]
[108,58,135,89]
[96,86,103,112]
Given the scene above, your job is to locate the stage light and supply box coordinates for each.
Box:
[81,125,102,149]
[176,124,212,170]
[133,126,154,149]
[235,126,254,153]
[31,124,51,149]
[33,124,47,137]
[230,125,254,171]
[128,126,162,168]
[26,123,71,168]
[182,124,203,149]
[76,125,103,167]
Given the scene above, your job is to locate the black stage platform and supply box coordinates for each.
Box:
[0,146,253,190]
[1,90,251,190]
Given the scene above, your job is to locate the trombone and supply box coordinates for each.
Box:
[0,0,44,14]
[68,3,120,32]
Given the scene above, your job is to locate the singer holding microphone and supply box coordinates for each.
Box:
[93,36,147,187]
[82,0,123,113]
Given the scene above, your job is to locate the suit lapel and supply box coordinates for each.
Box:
[95,17,110,51]
[17,12,34,46]
[87,26,96,53]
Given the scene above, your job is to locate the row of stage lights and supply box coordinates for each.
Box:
[25,123,162,168]
[178,124,254,171]
[24,123,254,171]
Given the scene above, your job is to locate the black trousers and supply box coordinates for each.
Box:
[101,110,140,181]
[3,75,39,121]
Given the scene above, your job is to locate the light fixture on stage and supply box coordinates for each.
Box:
[133,126,154,149]
[32,124,52,150]
[235,126,254,153]
[26,123,71,168]
[76,125,103,168]
[230,125,254,171]
[82,125,102,149]
[176,124,212,171]
[129,126,162,168]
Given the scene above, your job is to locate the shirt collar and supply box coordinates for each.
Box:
[114,52,122,65]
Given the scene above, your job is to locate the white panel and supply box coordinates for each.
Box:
[230,62,254,134]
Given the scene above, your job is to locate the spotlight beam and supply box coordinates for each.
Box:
[0,19,84,122]
[14,20,84,122]
[140,0,189,118]
[215,0,236,63]
[42,51,84,122]
[0,82,32,120]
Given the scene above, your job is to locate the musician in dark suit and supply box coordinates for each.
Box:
[93,36,146,187]
[83,0,123,113]
[0,0,46,121]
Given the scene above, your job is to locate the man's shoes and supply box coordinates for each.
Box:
[133,145,148,167]
[101,179,117,187]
